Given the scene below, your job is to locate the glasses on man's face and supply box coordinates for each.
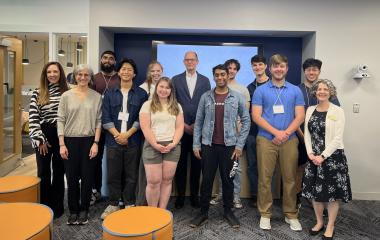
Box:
[184,59,197,62]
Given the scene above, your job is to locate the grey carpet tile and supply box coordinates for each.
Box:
[52,198,380,240]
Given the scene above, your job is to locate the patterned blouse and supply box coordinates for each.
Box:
[29,83,62,148]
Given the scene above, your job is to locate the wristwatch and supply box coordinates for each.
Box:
[94,140,99,145]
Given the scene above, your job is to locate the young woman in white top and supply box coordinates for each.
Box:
[136,61,164,206]
[302,79,351,239]
[139,61,163,99]
[140,77,184,209]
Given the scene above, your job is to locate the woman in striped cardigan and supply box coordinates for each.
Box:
[29,62,69,218]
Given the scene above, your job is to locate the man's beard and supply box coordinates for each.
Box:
[100,64,115,74]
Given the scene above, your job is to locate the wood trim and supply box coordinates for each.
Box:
[0,46,5,163]
[0,37,22,173]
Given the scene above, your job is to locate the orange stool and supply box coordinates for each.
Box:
[103,206,173,240]
[0,202,53,240]
[0,175,40,203]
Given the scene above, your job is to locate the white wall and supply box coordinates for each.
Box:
[0,0,89,33]
[89,0,380,200]
[3,0,380,199]
[0,0,90,86]
[22,39,48,89]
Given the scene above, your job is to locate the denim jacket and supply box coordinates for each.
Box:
[193,88,250,150]
[102,84,148,147]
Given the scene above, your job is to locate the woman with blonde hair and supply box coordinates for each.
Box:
[140,61,163,98]
[139,77,184,208]
[302,79,352,240]
[136,61,164,206]
[29,62,69,218]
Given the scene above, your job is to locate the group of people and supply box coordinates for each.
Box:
[29,49,351,239]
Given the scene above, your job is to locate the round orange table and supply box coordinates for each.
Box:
[0,202,53,240]
[103,206,173,240]
[0,175,40,203]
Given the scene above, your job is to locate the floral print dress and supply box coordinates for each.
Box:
[302,110,352,203]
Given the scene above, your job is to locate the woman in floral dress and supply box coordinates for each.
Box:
[302,79,352,240]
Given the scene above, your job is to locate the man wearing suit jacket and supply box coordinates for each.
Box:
[172,51,211,209]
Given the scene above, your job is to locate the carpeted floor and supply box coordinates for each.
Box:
[52,198,380,240]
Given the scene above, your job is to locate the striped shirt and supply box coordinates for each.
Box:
[29,83,62,148]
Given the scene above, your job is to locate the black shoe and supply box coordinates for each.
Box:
[309,226,325,236]
[190,196,200,208]
[296,193,302,209]
[175,196,185,209]
[322,231,334,240]
[323,209,328,217]
[251,196,257,208]
[189,212,208,228]
[224,211,240,228]
[67,213,78,225]
[78,211,89,225]
[53,208,64,219]
[54,211,64,219]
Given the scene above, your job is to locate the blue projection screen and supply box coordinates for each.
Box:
[154,42,260,87]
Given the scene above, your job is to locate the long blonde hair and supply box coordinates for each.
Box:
[150,77,180,116]
[144,61,163,95]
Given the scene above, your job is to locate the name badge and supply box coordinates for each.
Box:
[273,105,285,114]
[118,112,129,121]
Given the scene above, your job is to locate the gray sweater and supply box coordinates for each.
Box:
[57,88,102,137]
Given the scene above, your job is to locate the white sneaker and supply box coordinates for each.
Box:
[259,217,271,230]
[285,217,302,231]
[101,205,120,220]
[233,198,243,209]
[210,195,222,205]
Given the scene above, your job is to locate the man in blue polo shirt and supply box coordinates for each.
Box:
[252,54,305,231]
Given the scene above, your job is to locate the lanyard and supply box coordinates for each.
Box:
[273,86,284,106]
[101,72,114,95]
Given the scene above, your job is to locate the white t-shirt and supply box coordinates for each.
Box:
[140,100,183,142]
[228,81,251,103]
[120,92,129,132]
[140,82,155,100]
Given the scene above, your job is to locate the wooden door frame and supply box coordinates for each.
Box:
[0,37,23,176]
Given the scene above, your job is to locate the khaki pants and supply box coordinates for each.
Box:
[257,136,299,219]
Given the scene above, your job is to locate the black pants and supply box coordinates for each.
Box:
[175,133,201,198]
[64,137,95,213]
[35,123,65,215]
[93,130,105,192]
[107,145,139,206]
[200,144,235,214]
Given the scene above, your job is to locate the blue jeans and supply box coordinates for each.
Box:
[246,135,258,196]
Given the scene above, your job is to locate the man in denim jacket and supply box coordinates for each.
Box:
[101,58,148,219]
[189,64,250,228]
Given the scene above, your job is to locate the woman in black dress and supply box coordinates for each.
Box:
[302,79,351,240]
